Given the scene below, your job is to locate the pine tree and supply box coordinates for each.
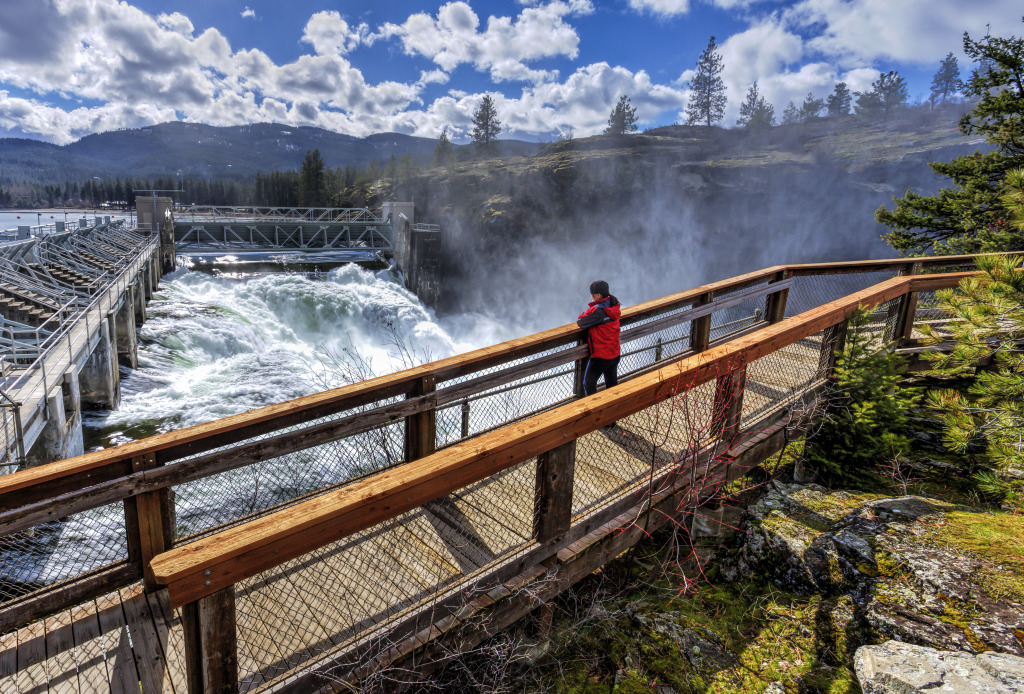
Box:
[930,52,961,106]
[854,71,908,121]
[298,148,326,206]
[803,306,921,484]
[471,94,502,156]
[782,101,800,125]
[685,36,727,127]
[877,25,1024,255]
[826,82,853,117]
[799,92,825,122]
[923,250,1024,471]
[605,95,639,135]
[736,82,776,130]
[434,127,453,167]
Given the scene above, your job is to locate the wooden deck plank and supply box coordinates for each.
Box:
[69,599,108,693]
[449,463,535,544]
[16,619,48,694]
[146,590,189,694]
[0,631,18,693]
[272,552,363,647]
[119,587,172,694]
[259,569,333,667]
[44,609,81,694]
[235,578,295,681]
[228,587,267,692]
[94,590,141,694]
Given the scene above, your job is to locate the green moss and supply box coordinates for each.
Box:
[933,511,1024,602]
[935,594,992,652]
[875,551,910,579]
[613,670,654,694]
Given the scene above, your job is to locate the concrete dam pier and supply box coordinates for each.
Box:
[0,198,172,468]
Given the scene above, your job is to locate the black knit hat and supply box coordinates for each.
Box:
[589,280,609,297]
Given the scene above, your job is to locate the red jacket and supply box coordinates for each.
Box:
[577,296,621,359]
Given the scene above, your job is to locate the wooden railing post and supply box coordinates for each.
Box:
[572,334,588,397]
[182,586,238,694]
[765,270,791,324]
[690,292,713,353]
[892,261,923,345]
[712,365,746,445]
[534,441,576,544]
[404,375,437,462]
[818,320,849,379]
[124,453,173,592]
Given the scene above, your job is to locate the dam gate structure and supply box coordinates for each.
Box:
[0,252,1003,692]
[171,201,442,307]
[0,203,173,470]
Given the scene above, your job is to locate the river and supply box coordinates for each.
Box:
[83,261,518,448]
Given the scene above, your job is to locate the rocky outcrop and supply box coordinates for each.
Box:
[722,482,1024,660]
[855,640,1024,693]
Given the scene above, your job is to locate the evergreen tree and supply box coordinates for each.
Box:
[782,101,800,125]
[826,82,853,117]
[685,36,727,127]
[799,92,825,122]
[471,94,502,156]
[736,82,776,130]
[930,52,961,106]
[877,25,1024,255]
[434,127,453,167]
[923,251,1024,471]
[605,95,639,135]
[298,148,326,206]
[803,306,921,484]
[854,71,908,120]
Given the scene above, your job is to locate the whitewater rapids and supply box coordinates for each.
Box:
[85,263,515,445]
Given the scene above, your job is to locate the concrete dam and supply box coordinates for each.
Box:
[0,199,440,469]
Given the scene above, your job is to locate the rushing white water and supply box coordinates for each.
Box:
[0,263,522,591]
[85,263,516,445]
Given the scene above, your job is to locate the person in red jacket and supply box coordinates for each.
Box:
[576,280,621,397]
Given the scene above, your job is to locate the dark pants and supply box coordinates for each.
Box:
[582,356,620,396]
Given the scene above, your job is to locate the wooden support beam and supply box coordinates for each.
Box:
[689,292,713,353]
[124,454,172,592]
[712,365,746,444]
[893,262,923,345]
[572,334,588,397]
[818,320,848,378]
[182,586,238,694]
[404,374,437,462]
[533,441,576,544]
[765,270,791,324]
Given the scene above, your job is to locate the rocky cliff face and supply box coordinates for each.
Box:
[395,124,982,328]
[721,481,1024,664]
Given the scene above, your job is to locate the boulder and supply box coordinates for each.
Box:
[855,640,1024,693]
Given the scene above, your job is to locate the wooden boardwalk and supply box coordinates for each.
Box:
[1,254,995,693]
[0,584,187,693]
[0,338,824,692]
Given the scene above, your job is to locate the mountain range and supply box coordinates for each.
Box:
[0,122,541,184]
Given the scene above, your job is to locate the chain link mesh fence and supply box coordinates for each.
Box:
[0,263,978,660]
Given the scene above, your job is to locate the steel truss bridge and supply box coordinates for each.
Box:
[172,206,397,254]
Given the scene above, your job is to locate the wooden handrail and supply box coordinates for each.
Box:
[0,253,998,504]
[151,269,976,607]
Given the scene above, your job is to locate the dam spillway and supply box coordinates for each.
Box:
[0,212,165,468]
[0,199,441,468]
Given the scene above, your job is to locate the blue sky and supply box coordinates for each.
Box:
[0,0,1020,145]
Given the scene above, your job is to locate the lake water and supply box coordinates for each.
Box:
[0,210,128,233]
